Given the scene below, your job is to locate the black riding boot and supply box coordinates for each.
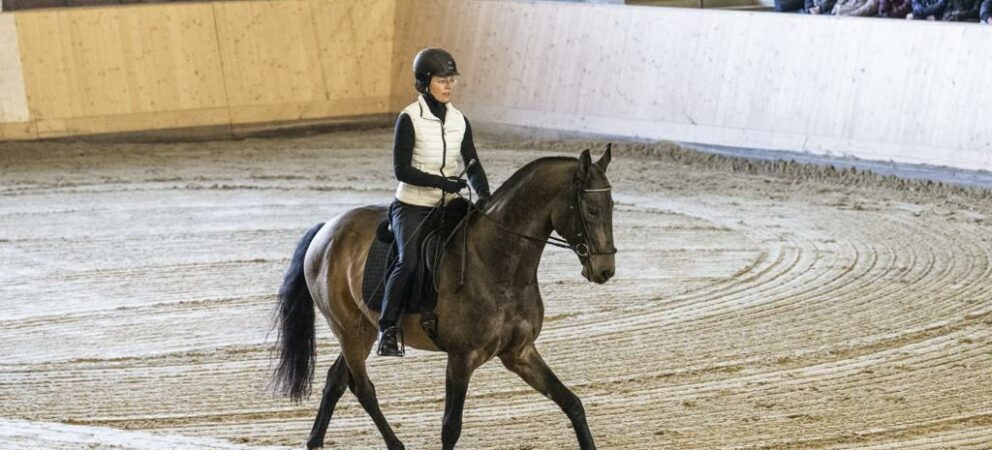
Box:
[377,326,405,357]
[377,200,432,357]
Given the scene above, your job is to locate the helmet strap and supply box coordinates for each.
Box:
[415,72,431,93]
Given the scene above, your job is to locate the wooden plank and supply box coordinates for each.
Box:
[114,3,229,114]
[16,3,229,130]
[213,0,326,115]
[310,0,394,103]
[15,9,76,120]
[35,118,68,139]
[390,0,437,107]
[228,95,392,125]
[0,121,37,140]
[45,106,230,136]
[10,0,400,140]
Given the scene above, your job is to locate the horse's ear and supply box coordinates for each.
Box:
[578,149,592,177]
[596,143,612,172]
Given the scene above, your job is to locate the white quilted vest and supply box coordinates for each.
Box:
[395,95,466,207]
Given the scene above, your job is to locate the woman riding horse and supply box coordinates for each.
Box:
[273,50,616,450]
[378,48,492,357]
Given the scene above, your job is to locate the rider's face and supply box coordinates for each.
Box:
[429,75,457,104]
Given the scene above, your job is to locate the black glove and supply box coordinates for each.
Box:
[437,176,468,193]
[475,196,490,211]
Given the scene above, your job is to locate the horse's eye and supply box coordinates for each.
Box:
[588,207,600,216]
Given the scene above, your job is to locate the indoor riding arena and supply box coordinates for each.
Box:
[1,1,991,449]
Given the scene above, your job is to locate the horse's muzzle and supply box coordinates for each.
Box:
[582,254,615,284]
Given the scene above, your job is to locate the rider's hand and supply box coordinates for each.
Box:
[438,177,468,193]
[475,196,490,211]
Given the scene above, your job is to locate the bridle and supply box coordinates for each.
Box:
[465,169,617,261]
[567,172,618,261]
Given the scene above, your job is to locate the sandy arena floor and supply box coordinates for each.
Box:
[1,129,991,449]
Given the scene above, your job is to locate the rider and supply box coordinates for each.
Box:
[377,48,491,357]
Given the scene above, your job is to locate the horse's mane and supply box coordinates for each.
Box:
[491,156,576,200]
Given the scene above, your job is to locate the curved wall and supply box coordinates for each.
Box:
[395,0,992,172]
[1,0,990,173]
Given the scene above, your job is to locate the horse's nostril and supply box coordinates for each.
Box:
[602,269,614,279]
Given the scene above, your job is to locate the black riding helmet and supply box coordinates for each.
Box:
[413,48,459,93]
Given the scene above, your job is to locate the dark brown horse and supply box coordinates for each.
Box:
[273,146,616,449]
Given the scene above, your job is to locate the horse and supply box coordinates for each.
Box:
[273,145,616,450]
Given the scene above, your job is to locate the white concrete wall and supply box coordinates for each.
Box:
[0,15,28,123]
[397,0,992,172]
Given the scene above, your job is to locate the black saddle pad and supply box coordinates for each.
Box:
[361,237,396,312]
[362,199,470,313]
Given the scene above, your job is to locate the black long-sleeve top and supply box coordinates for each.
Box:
[393,94,491,199]
[879,0,912,17]
[912,0,947,17]
[942,0,980,19]
[805,0,837,12]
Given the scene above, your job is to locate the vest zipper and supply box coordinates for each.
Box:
[439,121,447,206]
[439,121,447,175]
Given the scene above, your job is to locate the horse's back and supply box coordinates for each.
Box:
[305,205,388,320]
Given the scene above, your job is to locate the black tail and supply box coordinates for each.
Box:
[273,222,324,402]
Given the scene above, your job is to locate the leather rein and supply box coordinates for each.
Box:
[460,172,617,262]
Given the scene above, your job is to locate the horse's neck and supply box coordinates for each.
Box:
[468,166,569,280]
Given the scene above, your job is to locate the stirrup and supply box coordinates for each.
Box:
[376,326,405,357]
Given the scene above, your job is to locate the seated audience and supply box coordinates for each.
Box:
[941,0,981,19]
[879,0,912,16]
[776,0,806,11]
[806,0,838,14]
[907,0,946,18]
[833,0,879,15]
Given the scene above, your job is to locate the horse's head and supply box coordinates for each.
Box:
[552,144,616,284]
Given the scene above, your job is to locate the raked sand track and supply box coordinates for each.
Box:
[1,129,991,449]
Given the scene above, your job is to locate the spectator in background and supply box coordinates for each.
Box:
[833,0,879,15]
[807,0,837,14]
[776,0,806,12]
[983,0,992,21]
[879,0,912,17]
[941,0,981,19]
[907,0,946,18]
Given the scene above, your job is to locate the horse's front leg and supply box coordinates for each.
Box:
[442,351,486,450]
[499,344,596,450]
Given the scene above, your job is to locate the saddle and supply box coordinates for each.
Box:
[362,198,470,317]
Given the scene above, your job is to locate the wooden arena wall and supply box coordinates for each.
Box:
[0,0,398,139]
[394,1,992,172]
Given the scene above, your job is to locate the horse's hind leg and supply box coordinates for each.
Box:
[499,344,596,450]
[306,354,349,449]
[339,319,405,450]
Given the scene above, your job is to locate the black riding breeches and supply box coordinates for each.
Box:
[380,199,435,330]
